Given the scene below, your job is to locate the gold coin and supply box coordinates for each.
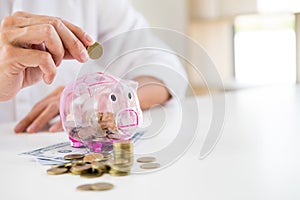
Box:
[76,184,93,191]
[70,163,91,175]
[64,162,74,168]
[137,156,156,163]
[83,153,104,163]
[114,158,129,165]
[108,168,129,177]
[47,167,68,175]
[86,42,103,60]
[80,169,103,178]
[64,154,84,160]
[91,161,108,171]
[91,182,114,191]
[113,140,133,146]
[106,160,131,173]
[140,163,160,169]
[71,161,85,166]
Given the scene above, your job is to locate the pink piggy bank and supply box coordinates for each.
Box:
[60,72,143,152]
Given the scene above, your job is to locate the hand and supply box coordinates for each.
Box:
[133,76,170,110]
[0,11,94,101]
[14,86,65,133]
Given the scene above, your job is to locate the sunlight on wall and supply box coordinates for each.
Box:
[234,14,296,85]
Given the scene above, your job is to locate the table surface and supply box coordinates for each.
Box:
[1,85,300,200]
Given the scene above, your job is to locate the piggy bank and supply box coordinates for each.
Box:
[60,72,143,152]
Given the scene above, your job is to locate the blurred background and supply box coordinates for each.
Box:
[129,0,300,95]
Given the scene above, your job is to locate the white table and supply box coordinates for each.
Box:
[1,85,300,200]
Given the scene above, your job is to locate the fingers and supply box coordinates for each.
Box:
[11,12,94,45]
[7,24,64,66]
[14,101,45,133]
[28,103,59,132]
[62,19,95,46]
[49,120,63,132]
[14,86,63,133]
[12,12,94,45]
[9,47,57,84]
[2,11,94,65]
[15,101,60,133]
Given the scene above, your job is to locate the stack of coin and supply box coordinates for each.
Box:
[113,140,134,163]
[111,140,134,175]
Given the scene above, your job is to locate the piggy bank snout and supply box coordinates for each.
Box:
[116,109,139,129]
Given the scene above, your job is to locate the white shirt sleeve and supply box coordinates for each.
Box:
[94,0,188,99]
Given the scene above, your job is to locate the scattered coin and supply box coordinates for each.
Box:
[64,153,84,160]
[91,161,108,172]
[80,169,103,178]
[87,42,103,60]
[91,182,114,191]
[109,168,129,177]
[107,160,131,173]
[71,161,85,165]
[140,163,160,169]
[70,163,92,175]
[76,184,93,191]
[47,140,137,191]
[137,156,156,163]
[47,167,68,175]
[83,153,104,162]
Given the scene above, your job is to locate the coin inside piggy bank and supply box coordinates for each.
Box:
[60,72,143,152]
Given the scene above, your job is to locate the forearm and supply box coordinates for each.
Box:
[133,76,171,110]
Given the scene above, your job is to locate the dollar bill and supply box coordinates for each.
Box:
[21,142,88,163]
[21,131,144,165]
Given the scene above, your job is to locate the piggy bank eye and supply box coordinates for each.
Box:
[110,93,117,102]
[128,92,132,100]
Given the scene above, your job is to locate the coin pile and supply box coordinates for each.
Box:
[46,140,135,178]
[97,112,119,139]
[47,153,111,177]
[87,42,103,60]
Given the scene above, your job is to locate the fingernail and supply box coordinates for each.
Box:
[27,125,36,133]
[80,49,89,62]
[43,75,53,85]
[85,33,94,44]
[49,125,58,132]
[14,124,23,133]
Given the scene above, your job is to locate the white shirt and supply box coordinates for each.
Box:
[0,0,187,123]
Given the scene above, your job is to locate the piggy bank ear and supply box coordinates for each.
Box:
[120,79,138,90]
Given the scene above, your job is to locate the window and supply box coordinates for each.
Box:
[234,14,296,85]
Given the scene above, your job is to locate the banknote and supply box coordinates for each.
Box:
[21,131,144,165]
[21,142,88,163]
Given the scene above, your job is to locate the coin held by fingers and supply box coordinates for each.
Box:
[86,42,103,60]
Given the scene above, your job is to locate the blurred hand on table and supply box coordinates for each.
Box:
[14,86,64,133]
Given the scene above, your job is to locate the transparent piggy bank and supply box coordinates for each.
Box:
[60,72,143,152]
